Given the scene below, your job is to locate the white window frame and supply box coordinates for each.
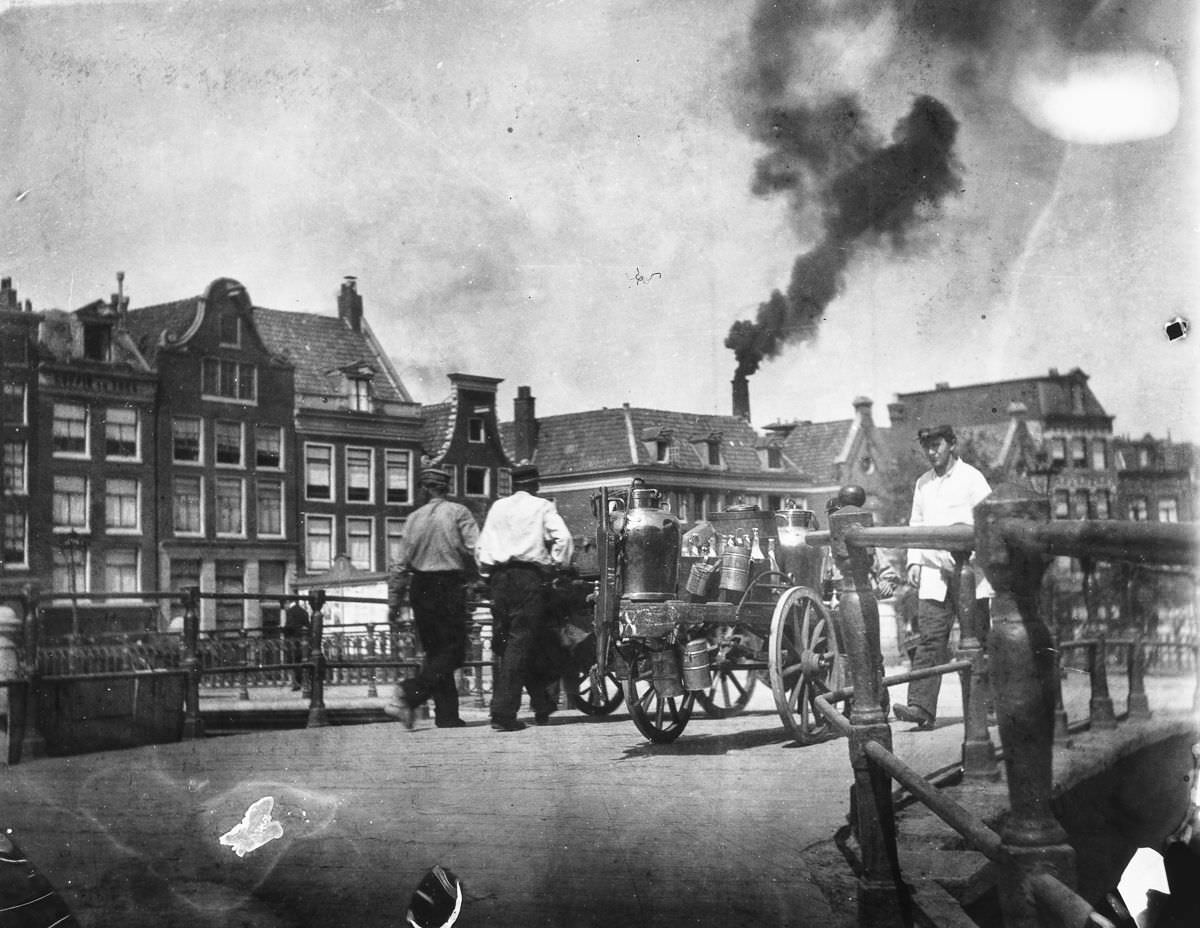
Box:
[172,416,204,465]
[53,546,90,595]
[2,511,27,567]
[1094,489,1110,519]
[467,416,485,443]
[215,477,246,538]
[103,547,140,594]
[104,406,140,461]
[201,357,257,405]
[255,424,284,470]
[173,475,205,536]
[52,475,90,531]
[1091,439,1108,471]
[218,313,241,348]
[3,438,27,495]
[256,480,285,538]
[386,517,406,567]
[445,465,458,497]
[385,449,413,505]
[655,440,670,463]
[2,381,27,426]
[306,515,335,572]
[349,378,372,413]
[1158,498,1179,523]
[346,446,374,504]
[105,477,141,533]
[305,443,335,501]
[214,420,245,468]
[52,403,89,458]
[1129,497,1149,521]
[464,465,490,498]
[346,516,375,570]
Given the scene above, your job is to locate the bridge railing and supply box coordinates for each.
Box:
[5,586,498,751]
[805,484,1198,928]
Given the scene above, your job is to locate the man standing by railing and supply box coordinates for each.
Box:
[894,425,992,730]
[386,466,480,730]
[476,464,574,732]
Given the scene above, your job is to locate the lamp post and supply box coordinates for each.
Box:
[58,530,87,654]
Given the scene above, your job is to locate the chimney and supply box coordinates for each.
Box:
[888,401,906,424]
[935,381,949,391]
[513,385,538,463]
[732,374,751,421]
[0,277,16,312]
[338,276,363,333]
[852,396,873,425]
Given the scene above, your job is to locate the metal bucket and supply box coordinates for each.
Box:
[684,560,720,601]
[681,638,712,691]
[650,647,685,698]
[719,543,750,600]
[775,508,825,590]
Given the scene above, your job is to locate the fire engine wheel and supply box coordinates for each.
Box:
[568,663,624,716]
[696,639,757,718]
[622,648,695,743]
[769,586,842,745]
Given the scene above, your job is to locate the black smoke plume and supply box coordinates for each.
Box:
[726,3,966,379]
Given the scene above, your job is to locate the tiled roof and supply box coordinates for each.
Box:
[126,297,407,406]
[421,401,455,461]
[782,420,852,482]
[500,406,810,478]
[124,299,200,364]
[253,308,405,405]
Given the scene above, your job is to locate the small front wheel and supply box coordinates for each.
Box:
[622,646,694,743]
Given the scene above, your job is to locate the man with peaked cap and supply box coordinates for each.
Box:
[476,463,574,731]
[386,466,480,729]
[893,424,993,731]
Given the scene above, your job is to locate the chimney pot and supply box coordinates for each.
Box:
[935,381,949,390]
[1048,367,1059,377]
[732,375,751,421]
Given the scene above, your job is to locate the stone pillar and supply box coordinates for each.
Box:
[954,557,999,780]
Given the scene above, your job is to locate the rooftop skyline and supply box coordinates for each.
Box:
[2,0,1195,440]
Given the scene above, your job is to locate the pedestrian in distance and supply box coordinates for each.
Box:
[476,463,575,732]
[283,600,311,692]
[386,466,481,730]
[893,425,993,731]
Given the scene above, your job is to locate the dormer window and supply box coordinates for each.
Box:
[219,314,241,347]
[349,377,372,412]
[767,446,783,469]
[691,431,723,467]
[640,427,674,464]
[83,323,111,362]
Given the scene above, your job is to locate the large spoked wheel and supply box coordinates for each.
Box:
[769,586,843,745]
[696,630,757,718]
[622,645,695,743]
[568,662,624,716]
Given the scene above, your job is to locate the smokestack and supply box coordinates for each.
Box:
[338,276,363,333]
[732,375,751,421]
[513,385,538,463]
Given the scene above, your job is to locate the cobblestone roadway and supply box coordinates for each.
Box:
[1,674,1193,927]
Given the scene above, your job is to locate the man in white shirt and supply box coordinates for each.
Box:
[893,425,992,730]
[476,464,574,731]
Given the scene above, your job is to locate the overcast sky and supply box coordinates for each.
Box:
[2,0,1196,440]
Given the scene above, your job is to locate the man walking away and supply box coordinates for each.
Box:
[386,467,480,729]
[283,600,311,692]
[476,464,574,732]
[893,425,992,731]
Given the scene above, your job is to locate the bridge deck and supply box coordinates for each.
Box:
[1,673,1195,928]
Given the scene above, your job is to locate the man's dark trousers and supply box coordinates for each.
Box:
[906,595,955,721]
[402,571,468,724]
[489,564,557,723]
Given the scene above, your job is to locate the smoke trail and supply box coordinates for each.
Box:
[727,93,962,377]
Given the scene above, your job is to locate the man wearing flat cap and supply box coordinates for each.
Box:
[476,463,574,731]
[894,425,992,730]
[386,466,480,729]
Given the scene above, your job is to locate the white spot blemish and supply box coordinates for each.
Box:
[219,796,284,858]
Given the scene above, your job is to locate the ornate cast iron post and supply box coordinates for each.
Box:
[953,553,999,780]
[829,508,909,928]
[306,588,329,728]
[180,585,203,740]
[975,485,1077,928]
[1081,558,1116,729]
